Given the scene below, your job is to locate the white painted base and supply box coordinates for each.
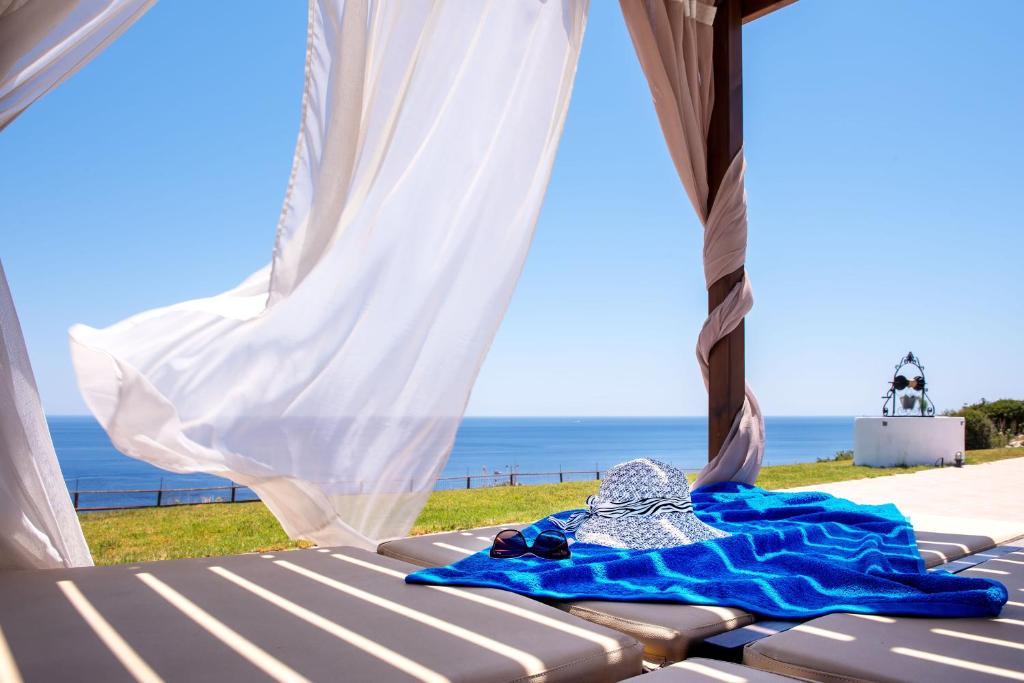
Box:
[854,416,966,468]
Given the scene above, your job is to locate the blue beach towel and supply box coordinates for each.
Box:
[407,483,1007,619]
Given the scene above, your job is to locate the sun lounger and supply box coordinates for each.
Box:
[692,538,1024,663]
[914,528,1007,568]
[377,523,1010,665]
[378,524,523,567]
[743,540,1024,683]
[0,547,643,682]
[624,657,797,681]
[381,528,753,665]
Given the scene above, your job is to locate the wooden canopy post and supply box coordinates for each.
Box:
[706,0,745,461]
[704,0,796,461]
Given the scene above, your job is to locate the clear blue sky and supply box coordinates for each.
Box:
[3,0,1022,417]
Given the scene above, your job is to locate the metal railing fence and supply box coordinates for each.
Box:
[68,468,629,511]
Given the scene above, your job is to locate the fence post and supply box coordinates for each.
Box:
[231,486,237,503]
[73,491,80,510]
[559,468,563,483]
[156,478,163,507]
[509,472,514,487]
[466,476,471,489]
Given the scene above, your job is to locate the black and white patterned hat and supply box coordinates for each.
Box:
[551,458,728,550]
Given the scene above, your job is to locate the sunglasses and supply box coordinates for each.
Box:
[490,529,571,560]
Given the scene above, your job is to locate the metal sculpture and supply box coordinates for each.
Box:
[882,351,935,417]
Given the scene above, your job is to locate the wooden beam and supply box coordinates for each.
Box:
[741,0,797,24]
[706,0,745,461]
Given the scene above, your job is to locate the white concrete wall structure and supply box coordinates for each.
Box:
[854,416,966,468]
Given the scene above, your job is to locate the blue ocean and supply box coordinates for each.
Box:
[51,416,853,509]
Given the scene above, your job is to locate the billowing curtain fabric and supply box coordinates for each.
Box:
[620,0,764,487]
[0,0,154,130]
[70,0,589,548]
[0,261,92,569]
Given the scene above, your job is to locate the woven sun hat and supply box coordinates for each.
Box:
[550,458,729,550]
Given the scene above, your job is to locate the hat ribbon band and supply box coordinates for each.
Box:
[549,495,694,531]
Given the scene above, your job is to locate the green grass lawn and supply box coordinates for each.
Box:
[80,448,1023,565]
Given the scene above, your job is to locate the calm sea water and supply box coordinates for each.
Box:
[50,416,853,508]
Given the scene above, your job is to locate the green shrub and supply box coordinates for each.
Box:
[948,398,1024,444]
[959,409,997,450]
[976,399,1024,434]
[817,449,854,463]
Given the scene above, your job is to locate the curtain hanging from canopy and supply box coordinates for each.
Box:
[0,0,153,570]
[0,0,154,130]
[0,260,93,569]
[70,0,589,548]
[620,0,764,487]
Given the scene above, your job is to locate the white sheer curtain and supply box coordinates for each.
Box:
[620,0,764,487]
[0,0,152,570]
[0,261,92,569]
[71,0,589,548]
[0,0,154,130]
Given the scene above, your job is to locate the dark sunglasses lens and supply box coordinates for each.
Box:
[490,529,528,558]
[532,530,571,559]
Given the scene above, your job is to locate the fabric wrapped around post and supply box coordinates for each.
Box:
[0,0,155,130]
[69,0,589,548]
[620,0,763,487]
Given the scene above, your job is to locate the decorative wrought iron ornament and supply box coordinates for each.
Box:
[882,352,935,417]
